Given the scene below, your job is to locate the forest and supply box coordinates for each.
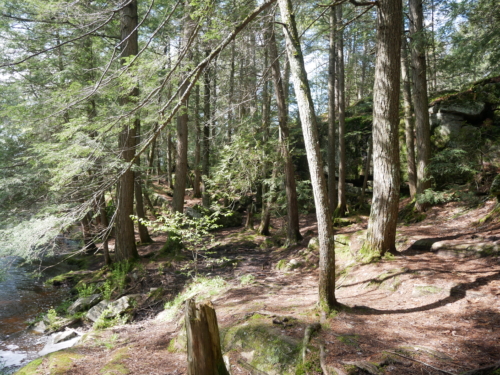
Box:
[0,0,499,373]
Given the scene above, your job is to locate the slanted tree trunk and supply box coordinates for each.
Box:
[268,22,302,245]
[185,299,229,375]
[328,5,337,214]
[335,4,347,217]
[115,0,140,262]
[365,0,402,256]
[278,0,337,311]
[410,0,431,212]
[401,34,417,198]
[172,3,197,213]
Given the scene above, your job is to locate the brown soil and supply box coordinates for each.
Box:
[27,194,500,375]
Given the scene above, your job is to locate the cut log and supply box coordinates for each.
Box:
[185,298,229,375]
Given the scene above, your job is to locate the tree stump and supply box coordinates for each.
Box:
[185,298,229,375]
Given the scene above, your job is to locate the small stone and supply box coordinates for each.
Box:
[32,321,47,334]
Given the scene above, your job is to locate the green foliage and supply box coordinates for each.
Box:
[139,212,220,275]
[416,189,459,206]
[239,274,255,286]
[93,307,128,330]
[427,148,478,188]
[76,283,98,298]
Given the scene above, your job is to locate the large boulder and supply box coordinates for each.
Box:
[86,295,141,322]
[67,294,102,315]
[222,314,300,375]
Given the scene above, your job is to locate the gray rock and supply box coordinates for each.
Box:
[32,321,48,334]
[39,334,82,357]
[307,237,320,251]
[67,294,102,315]
[86,295,141,322]
[440,101,486,117]
[48,329,78,346]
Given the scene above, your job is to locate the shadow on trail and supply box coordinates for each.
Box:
[349,270,500,315]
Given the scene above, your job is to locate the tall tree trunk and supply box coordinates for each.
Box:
[359,135,372,204]
[365,0,402,256]
[134,120,153,244]
[202,50,211,208]
[328,5,337,214]
[335,4,347,217]
[258,41,272,235]
[401,34,417,198]
[172,2,198,213]
[278,0,337,310]
[193,84,202,198]
[98,193,112,265]
[268,23,302,244]
[167,129,173,188]
[115,0,140,261]
[410,0,431,212]
[227,39,236,142]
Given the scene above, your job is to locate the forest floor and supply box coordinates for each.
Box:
[17,193,500,375]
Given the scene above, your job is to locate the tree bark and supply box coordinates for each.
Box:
[365,0,402,256]
[268,22,302,244]
[134,120,153,244]
[335,4,347,217]
[185,299,229,375]
[115,0,140,262]
[278,0,337,310]
[360,135,372,204]
[193,84,202,198]
[410,0,431,212]
[328,6,338,214]
[202,50,211,208]
[98,193,112,265]
[401,34,417,198]
[172,1,198,213]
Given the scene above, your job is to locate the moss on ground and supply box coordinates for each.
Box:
[15,350,84,375]
[99,347,130,374]
[222,314,300,374]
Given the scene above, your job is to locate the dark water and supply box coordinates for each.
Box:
[0,257,70,370]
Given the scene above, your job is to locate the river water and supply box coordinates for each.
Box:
[0,257,70,372]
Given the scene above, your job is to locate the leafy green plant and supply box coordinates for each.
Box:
[427,148,478,189]
[77,283,98,298]
[139,212,220,275]
[46,308,61,330]
[239,274,255,286]
[416,188,459,206]
[93,308,128,330]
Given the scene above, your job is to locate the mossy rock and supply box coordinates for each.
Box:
[222,315,300,374]
[46,270,96,287]
[14,350,84,375]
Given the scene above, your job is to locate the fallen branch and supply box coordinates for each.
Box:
[386,351,456,375]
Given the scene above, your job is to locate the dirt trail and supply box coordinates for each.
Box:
[20,197,500,375]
